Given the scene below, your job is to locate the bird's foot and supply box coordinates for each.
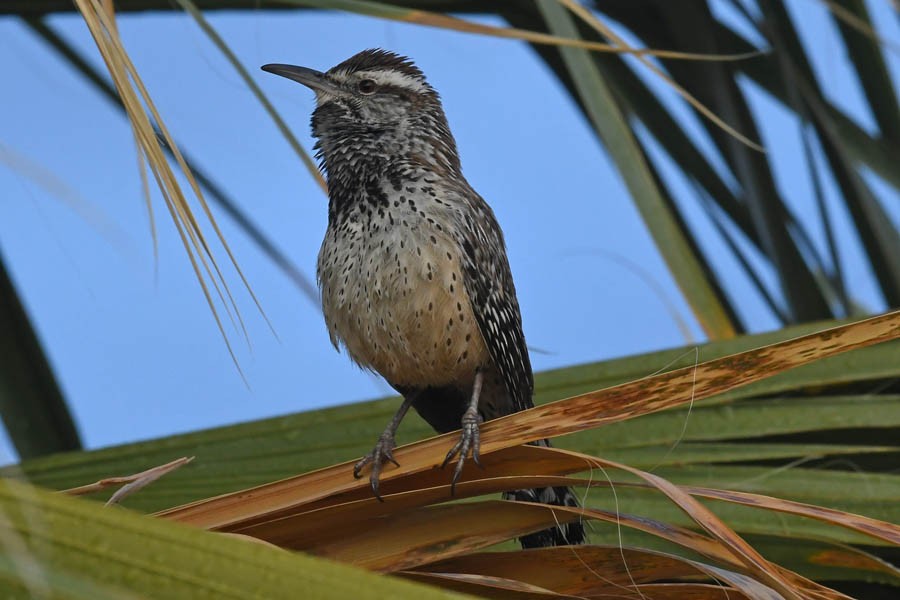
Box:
[353,431,399,501]
[440,407,483,494]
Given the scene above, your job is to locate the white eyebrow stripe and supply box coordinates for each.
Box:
[358,70,427,92]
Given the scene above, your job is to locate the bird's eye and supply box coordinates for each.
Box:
[358,79,377,95]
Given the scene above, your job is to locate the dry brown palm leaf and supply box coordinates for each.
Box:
[158,310,900,530]
[813,0,900,53]
[367,464,900,547]
[557,0,765,151]
[274,0,762,62]
[409,546,738,596]
[622,480,900,546]
[230,465,896,587]
[402,572,762,600]
[400,572,586,600]
[284,495,843,600]
[73,0,269,370]
[153,311,899,599]
[62,456,193,506]
[602,583,752,600]
[228,474,586,546]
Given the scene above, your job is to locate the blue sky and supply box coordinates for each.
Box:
[0,1,898,462]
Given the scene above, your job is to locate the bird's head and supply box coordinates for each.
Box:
[263,49,459,175]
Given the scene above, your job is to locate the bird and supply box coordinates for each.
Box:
[262,49,585,548]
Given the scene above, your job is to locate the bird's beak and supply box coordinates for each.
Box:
[261,63,342,96]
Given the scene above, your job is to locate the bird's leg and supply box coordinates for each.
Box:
[441,369,484,493]
[354,394,414,501]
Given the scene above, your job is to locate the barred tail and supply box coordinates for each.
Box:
[504,440,586,548]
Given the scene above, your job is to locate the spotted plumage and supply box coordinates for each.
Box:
[263,49,585,548]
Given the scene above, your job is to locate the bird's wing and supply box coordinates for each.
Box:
[454,190,534,413]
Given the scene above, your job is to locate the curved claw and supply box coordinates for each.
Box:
[440,442,459,470]
[370,474,384,503]
[441,408,482,495]
[353,455,371,479]
[353,433,398,501]
[384,448,400,468]
[450,452,467,493]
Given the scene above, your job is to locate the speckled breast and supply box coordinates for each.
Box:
[317,195,488,388]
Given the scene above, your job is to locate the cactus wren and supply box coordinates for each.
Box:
[263,49,585,548]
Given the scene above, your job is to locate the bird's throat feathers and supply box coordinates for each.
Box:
[312,105,462,219]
